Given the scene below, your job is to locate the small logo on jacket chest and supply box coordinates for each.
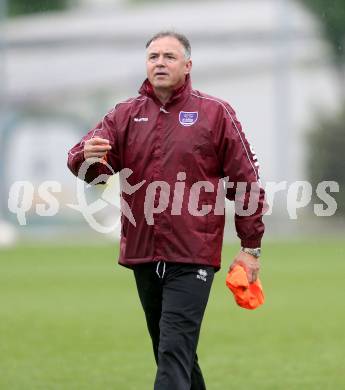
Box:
[134,117,148,122]
[179,111,198,126]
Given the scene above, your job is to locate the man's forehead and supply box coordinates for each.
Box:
[147,37,184,54]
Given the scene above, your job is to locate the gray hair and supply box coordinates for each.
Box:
[145,31,192,60]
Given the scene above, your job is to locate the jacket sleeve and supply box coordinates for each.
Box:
[214,103,266,248]
[67,109,121,184]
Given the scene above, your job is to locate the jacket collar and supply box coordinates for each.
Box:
[138,74,192,107]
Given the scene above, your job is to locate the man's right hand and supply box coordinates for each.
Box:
[84,137,112,160]
[229,251,260,283]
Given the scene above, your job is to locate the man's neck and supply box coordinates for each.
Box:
[153,88,173,106]
[153,77,187,106]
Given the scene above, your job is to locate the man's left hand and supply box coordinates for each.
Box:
[229,251,260,283]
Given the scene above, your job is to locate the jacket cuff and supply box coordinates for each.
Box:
[67,150,85,177]
[240,239,262,248]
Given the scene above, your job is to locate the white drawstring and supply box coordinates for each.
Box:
[160,107,169,114]
[156,261,166,279]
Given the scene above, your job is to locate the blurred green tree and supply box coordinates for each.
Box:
[299,0,345,89]
[308,108,345,215]
[299,1,345,59]
[9,0,68,17]
[299,1,345,216]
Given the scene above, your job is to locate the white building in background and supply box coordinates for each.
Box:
[75,0,126,8]
[1,0,341,241]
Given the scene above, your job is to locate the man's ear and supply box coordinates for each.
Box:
[185,60,192,75]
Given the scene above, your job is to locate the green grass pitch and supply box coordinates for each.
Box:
[0,241,344,389]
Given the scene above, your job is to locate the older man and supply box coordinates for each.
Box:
[68,31,265,390]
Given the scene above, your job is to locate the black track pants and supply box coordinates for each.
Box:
[133,261,215,390]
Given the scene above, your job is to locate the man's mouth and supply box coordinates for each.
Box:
[155,72,168,77]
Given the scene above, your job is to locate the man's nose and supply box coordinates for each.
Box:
[156,55,166,66]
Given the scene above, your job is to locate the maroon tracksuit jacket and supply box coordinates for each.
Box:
[67,76,266,270]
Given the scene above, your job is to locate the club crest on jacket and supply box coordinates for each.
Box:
[179,111,198,126]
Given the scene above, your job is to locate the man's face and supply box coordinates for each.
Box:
[146,36,192,91]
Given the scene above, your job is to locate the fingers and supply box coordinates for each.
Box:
[237,265,258,283]
[86,144,112,152]
[88,137,110,145]
[229,259,239,272]
[86,138,111,151]
[247,262,260,283]
[84,137,112,159]
[248,260,260,283]
[85,152,109,158]
[229,253,260,283]
[249,271,258,283]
